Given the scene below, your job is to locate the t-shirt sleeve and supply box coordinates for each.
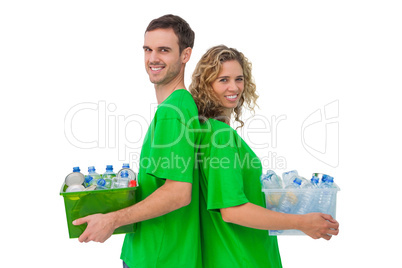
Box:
[205,127,249,211]
[145,117,196,184]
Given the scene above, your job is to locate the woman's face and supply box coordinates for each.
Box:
[211,60,244,114]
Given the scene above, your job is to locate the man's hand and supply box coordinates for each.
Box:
[73,213,117,243]
[300,213,339,240]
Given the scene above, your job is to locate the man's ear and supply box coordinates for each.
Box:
[181,47,192,64]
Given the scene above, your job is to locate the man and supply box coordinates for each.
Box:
[73,15,202,268]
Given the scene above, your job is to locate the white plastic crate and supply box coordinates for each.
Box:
[262,186,340,235]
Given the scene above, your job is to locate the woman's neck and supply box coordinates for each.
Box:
[222,108,232,125]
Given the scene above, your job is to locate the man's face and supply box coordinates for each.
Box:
[143,28,183,86]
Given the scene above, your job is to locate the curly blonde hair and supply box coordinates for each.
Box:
[189,45,258,128]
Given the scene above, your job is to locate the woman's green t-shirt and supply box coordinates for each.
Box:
[198,118,282,268]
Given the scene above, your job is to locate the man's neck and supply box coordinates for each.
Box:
[154,75,186,105]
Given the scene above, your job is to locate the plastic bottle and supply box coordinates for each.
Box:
[113,163,137,188]
[260,170,283,210]
[65,167,85,187]
[269,177,302,235]
[98,165,115,189]
[260,170,283,189]
[103,165,117,179]
[112,170,129,188]
[84,175,96,188]
[319,173,331,186]
[311,175,320,187]
[85,166,101,188]
[282,170,299,186]
[277,178,302,214]
[312,173,325,180]
[317,175,336,214]
[295,176,319,214]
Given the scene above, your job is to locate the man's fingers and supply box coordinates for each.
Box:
[73,216,88,226]
[73,216,90,243]
[78,230,88,243]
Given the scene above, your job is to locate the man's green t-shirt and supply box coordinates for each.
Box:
[198,119,282,268]
[121,89,202,268]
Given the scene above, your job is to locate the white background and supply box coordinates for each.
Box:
[1,0,401,267]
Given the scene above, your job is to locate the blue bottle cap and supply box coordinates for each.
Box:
[121,170,129,178]
[322,174,334,183]
[73,167,80,172]
[325,176,334,184]
[88,166,96,172]
[106,165,113,171]
[123,163,130,168]
[293,178,302,185]
[85,175,93,183]
[311,176,319,184]
[97,178,106,186]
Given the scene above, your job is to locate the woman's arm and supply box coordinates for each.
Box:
[220,202,339,240]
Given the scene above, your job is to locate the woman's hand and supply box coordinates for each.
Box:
[298,213,339,240]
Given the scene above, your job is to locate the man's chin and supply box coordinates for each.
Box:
[148,76,161,84]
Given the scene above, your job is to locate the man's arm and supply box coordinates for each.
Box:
[73,179,192,243]
[220,202,339,240]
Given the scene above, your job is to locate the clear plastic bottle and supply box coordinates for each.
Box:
[277,178,302,214]
[320,174,331,185]
[260,170,283,189]
[260,170,283,210]
[84,175,96,188]
[312,173,325,180]
[85,166,101,188]
[317,175,336,214]
[113,163,137,188]
[295,176,319,214]
[311,175,320,187]
[270,177,302,235]
[98,165,115,189]
[65,167,85,187]
[103,165,117,179]
[282,170,299,186]
[112,170,129,188]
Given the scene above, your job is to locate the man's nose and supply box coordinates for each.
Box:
[149,51,160,64]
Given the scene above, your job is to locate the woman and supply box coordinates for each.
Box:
[189,45,339,267]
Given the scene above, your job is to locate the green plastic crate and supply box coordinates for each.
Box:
[60,184,137,238]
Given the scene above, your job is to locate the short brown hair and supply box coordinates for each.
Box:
[146,14,195,53]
